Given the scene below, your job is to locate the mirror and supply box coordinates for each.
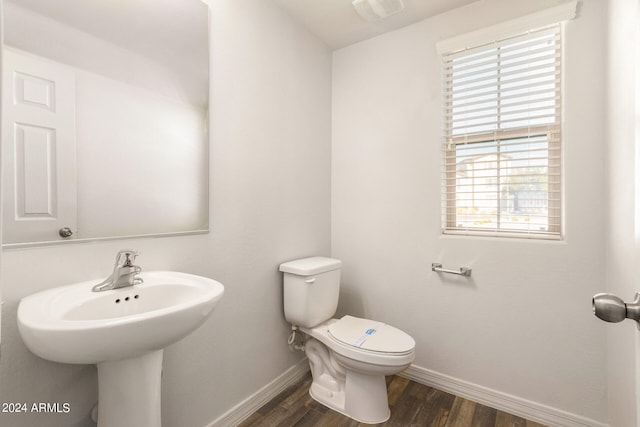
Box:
[1,0,209,247]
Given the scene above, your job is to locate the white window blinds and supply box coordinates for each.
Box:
[441,25,562,238]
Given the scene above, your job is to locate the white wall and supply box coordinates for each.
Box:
[605,0,640,425]
[0,0,4,356]
[75,68,208,238]
[332,0,608,423]
[0,1,332,426]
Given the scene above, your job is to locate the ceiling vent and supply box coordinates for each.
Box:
[352,0,405,22]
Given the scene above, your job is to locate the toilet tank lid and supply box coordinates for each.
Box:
[279,257,342,276]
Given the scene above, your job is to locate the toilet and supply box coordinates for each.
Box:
[280,256,415,424]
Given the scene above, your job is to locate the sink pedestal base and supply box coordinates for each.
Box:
[96,350,163,427]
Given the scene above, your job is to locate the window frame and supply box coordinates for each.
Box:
[441,25,563,240]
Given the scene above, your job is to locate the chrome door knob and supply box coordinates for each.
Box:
[59,227,73,238]
[593,292,640,328]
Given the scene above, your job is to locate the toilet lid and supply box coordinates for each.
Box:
[328,315,415,354]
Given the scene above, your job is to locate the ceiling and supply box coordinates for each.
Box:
[272,0,479,50]
[8,0,477,55]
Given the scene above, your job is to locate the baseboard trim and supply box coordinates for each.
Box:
[208,359,310,427]
[207,360,606,427]
[401,364,607,427]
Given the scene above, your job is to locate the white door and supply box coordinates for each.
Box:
[2,48,76,244]
[635,2,640,424]
[592,2,640,425]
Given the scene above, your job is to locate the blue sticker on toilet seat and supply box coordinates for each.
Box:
[352,323,385,347]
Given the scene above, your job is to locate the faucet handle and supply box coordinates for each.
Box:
[115,249,140,267]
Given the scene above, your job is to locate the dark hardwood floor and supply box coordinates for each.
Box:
[238,374,548,427]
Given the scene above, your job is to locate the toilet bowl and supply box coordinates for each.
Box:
[280,257,415,424]
[300,316,415,423]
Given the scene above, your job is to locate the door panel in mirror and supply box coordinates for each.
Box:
[2,48,78,244]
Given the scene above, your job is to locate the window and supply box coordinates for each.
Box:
[441,25,562,239]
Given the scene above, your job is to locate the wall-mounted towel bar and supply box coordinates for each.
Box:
[431,263,472,277]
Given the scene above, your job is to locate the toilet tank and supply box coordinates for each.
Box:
[279,257,342,328]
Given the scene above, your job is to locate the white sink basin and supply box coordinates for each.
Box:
[17,270,224,364]
[17,269,224,427]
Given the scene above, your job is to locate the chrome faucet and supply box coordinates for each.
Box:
[92,250,143,292]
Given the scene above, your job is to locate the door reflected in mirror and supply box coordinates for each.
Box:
[2,0,210,246]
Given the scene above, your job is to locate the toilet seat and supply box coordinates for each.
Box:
[328,315,415,355]
[301,316,415,367]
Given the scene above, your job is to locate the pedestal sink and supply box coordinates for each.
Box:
[17,270,224,427]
